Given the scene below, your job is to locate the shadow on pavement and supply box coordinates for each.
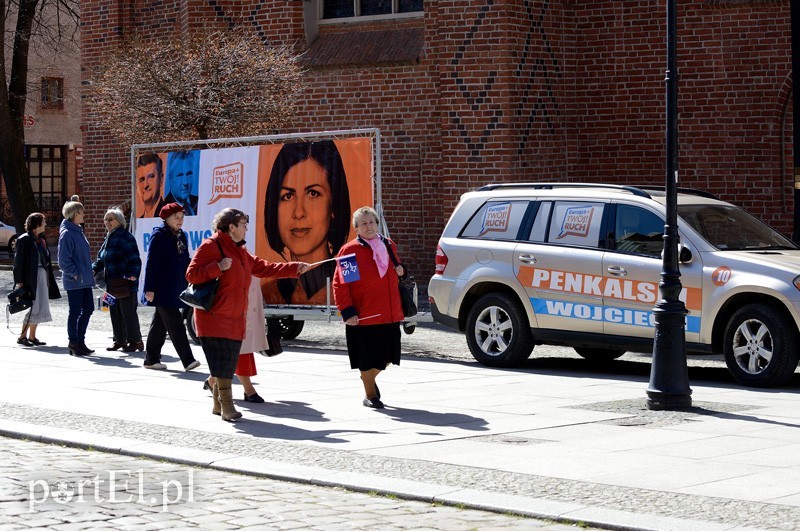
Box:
[229,416,381,443]
[241,400,329,423]
[376,406,489,431]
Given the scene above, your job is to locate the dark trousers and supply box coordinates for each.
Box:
[145,306,196,368]
[109,290,142,343]
[66,288,94,343]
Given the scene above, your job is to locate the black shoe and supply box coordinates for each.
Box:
[244,392,265,403]
[17,337,32,347]
[363,397,384,409]
[203,378,213,391]
[374,383,380,400]
[68,342,88,356]
[29,338,46,346]
[79,343,95,354]
[106,341,126,351]
[121,341,144,353]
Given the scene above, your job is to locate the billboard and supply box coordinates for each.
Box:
[133,137,374,307]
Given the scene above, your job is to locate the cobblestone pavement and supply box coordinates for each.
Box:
[0,436,583,530]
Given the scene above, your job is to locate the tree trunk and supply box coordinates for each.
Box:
[0,0,39,232]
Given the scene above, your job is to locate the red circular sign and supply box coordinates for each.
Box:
[711,266,732,286]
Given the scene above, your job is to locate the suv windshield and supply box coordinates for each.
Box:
[678,204,798,251]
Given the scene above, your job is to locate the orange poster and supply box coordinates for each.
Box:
[255,138,374,306]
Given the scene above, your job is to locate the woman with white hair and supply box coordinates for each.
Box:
[57,199,95,356]
[92,207,143,352]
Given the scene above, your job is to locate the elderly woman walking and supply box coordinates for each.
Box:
[58,199,95,356]
[333,206,407,409]
[13,213,60,346]
[93,208,143,352]
[142,202,199,371]
[187,208,308,421]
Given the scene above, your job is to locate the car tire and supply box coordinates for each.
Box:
[7,235,16,254]
[574,347,625,362]
[465,293,533,367]
[267,316,305,340]
[723,304,799,387]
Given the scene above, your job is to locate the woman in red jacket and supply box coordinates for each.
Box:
[332,206,407,409]
[187,208,307,421]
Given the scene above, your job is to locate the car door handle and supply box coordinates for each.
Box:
[518,254,537,264]
[607,265,627,277]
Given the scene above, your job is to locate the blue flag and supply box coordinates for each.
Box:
[337,253,360,283]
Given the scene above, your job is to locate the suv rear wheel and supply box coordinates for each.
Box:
[723,304,798,387]
[466,293,533,367]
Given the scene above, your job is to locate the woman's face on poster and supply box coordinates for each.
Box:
[277,158,333,259]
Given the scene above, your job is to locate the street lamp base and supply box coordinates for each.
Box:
[646,391,692,411]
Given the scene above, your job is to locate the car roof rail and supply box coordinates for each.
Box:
[634,185,719,200]
[476,182,652,198]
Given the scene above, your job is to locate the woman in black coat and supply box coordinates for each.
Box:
[13,213,60,346]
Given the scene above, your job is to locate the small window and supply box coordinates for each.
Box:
[41,77,64,110]
[461,201,528,240]
[547,202,605,248]
[322,0,423,20]
[526,202,552,242]
[614,205,664,257]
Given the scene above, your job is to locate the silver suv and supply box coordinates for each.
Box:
[429,183,800,388]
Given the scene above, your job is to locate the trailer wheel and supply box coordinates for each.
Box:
[185,307,200,345]
[267,316,305,340]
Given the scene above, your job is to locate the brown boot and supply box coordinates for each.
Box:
[211,381,221,416]
[217,378,242,422]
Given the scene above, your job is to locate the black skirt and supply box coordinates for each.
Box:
[345,323,401,371]
[200,336,242,379]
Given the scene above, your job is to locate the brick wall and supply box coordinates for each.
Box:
[81,0,795,283]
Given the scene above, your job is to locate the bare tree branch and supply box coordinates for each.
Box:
[88,27,307,144]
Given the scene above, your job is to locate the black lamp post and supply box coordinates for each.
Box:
[791,0,800,243]
[646,0,692,411]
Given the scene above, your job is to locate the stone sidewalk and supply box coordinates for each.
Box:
[2,323,800,530]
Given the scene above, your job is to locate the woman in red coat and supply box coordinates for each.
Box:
[332,206,407,409]
[187,208,307,421]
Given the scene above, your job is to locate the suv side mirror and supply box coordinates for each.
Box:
[678,244,693,264]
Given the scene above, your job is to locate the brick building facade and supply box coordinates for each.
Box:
[81,0,794,283]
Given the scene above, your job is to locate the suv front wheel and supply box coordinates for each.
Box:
[723,304,799,387]
[466,293,533,367]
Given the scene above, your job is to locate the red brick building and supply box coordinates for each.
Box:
[81,0,794,282]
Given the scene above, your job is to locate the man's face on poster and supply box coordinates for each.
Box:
[168,156,194,204]
[137,162,162,204]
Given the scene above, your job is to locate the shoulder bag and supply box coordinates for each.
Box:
[7,286,32,315]
[384,241,417,318]
[179,239,225,311]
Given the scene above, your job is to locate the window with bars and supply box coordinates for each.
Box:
[40,77,64,110]
[25,145,67,215]
[323,0,423,20]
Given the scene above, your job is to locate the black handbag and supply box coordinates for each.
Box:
[106,277,132,299]
[259,332,283,357]
[385,241,417,318]
[179,239,224,311]
[7,287,32,315]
